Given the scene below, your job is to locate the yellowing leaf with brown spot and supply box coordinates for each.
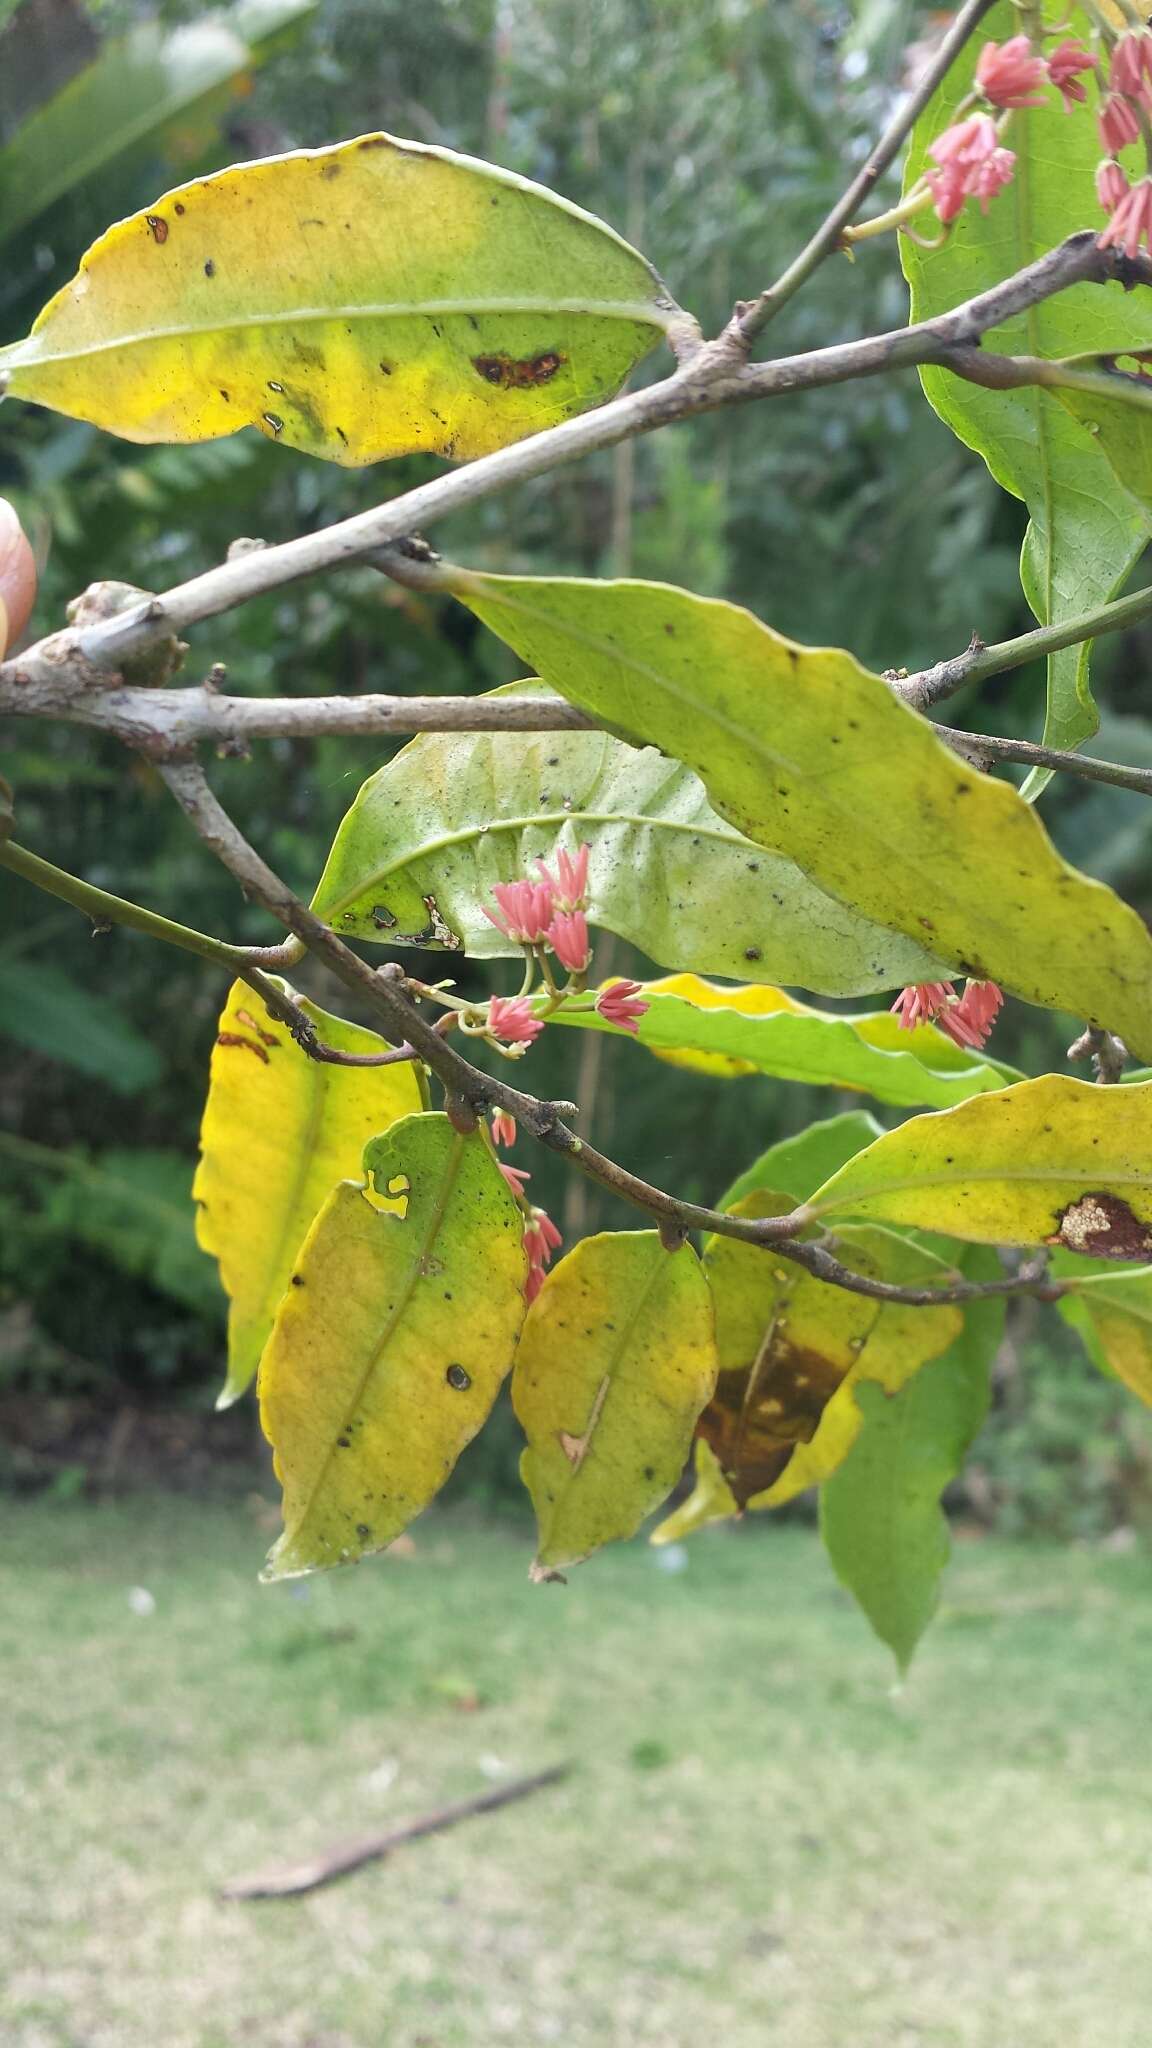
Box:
[194,979,424,1407]
[514,1231,717,1572]
[0,134,675,465]
[699,1199,960,1510]
[261,1114,526,1580]
[808,1076,1152,1256]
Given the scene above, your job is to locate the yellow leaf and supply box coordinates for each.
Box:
[0,135,673,466]
[260,1114,526,1579]
[809,1076,1152,1255]
[514,1232,717,1571]
[193,979,424,1406]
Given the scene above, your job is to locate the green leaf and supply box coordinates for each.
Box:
[513,1232,717,1573]
[260,1113,526,1580]
[717,1110,884,1213]
[0,957,163,1094]
[310,686,943,997]
[453,572,1152,1057]
[699,1202,962,1511]
[901,0,1152,780]
[808,1075,1152,1254]
[193,979,426,1408]
[820,1249,1003,1670]
[551,972,1020,1109]
[1055,1252,1152,1405]
[0,0,315,243]
[0,135,674,467]
[1048,354,1152,519]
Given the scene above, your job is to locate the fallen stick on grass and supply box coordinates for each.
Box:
[217,1762,572,1900]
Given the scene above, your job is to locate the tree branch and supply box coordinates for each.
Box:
[933,725,1152,796]
[898,577,1152,709]
[123,758,1083,1312]
[2,235,1143,717]
[732,0,998,343]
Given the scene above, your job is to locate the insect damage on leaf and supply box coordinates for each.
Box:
[472,351,565,388]
[1055,1192,1152,1260]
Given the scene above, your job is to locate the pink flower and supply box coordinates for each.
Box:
[970,146,1017,211]
[491,1110,517,1148]
[1099,174,1152,256]
[535,842,590,913]
[975,35,1048,109]
[930,112,999,168]
[936,980,1004,1052]
[487,995,543,1045]
[1100,92,1141,153]
[1109,31,1152,106]
[891,982,955,1032]
[523,1205,562,1303]
[1097,159,1130,213]
[483,877,554,946]
[547,909,591,974]
[500,1161,532,1197]
[1046,39,1096,110]
[595,979,649,1034]
[926,114,1016,222]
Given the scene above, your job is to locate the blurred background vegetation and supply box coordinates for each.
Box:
[3,0,1152,1529]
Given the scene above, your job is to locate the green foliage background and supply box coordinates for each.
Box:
[4,0,1152,1520]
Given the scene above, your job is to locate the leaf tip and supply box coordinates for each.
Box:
[529,1558,567,1586]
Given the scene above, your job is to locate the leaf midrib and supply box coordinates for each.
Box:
[542,1244,669,1548]
[4,297,669,374]
[284,1126,469,1554]
[320,803,750,921]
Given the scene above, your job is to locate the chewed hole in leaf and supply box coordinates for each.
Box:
[364,1168,412,1219]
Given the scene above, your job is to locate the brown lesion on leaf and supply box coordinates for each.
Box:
[699,1340,846,1507]
[1052,1191,1152,1260]
[234,1007,280,1048]
[472,351,565,389]
[216,1030,270,1063]
[145,215,169,244]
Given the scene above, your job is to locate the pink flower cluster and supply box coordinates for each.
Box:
[926,114,1016,225]
[1095,32,1152,257]
[484,844,592,975]
[499,1160,562,1304]
[891,978,1004,1052]
[924,36,1096,227]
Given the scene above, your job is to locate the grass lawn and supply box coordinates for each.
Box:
[4,1495,1152,2048]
